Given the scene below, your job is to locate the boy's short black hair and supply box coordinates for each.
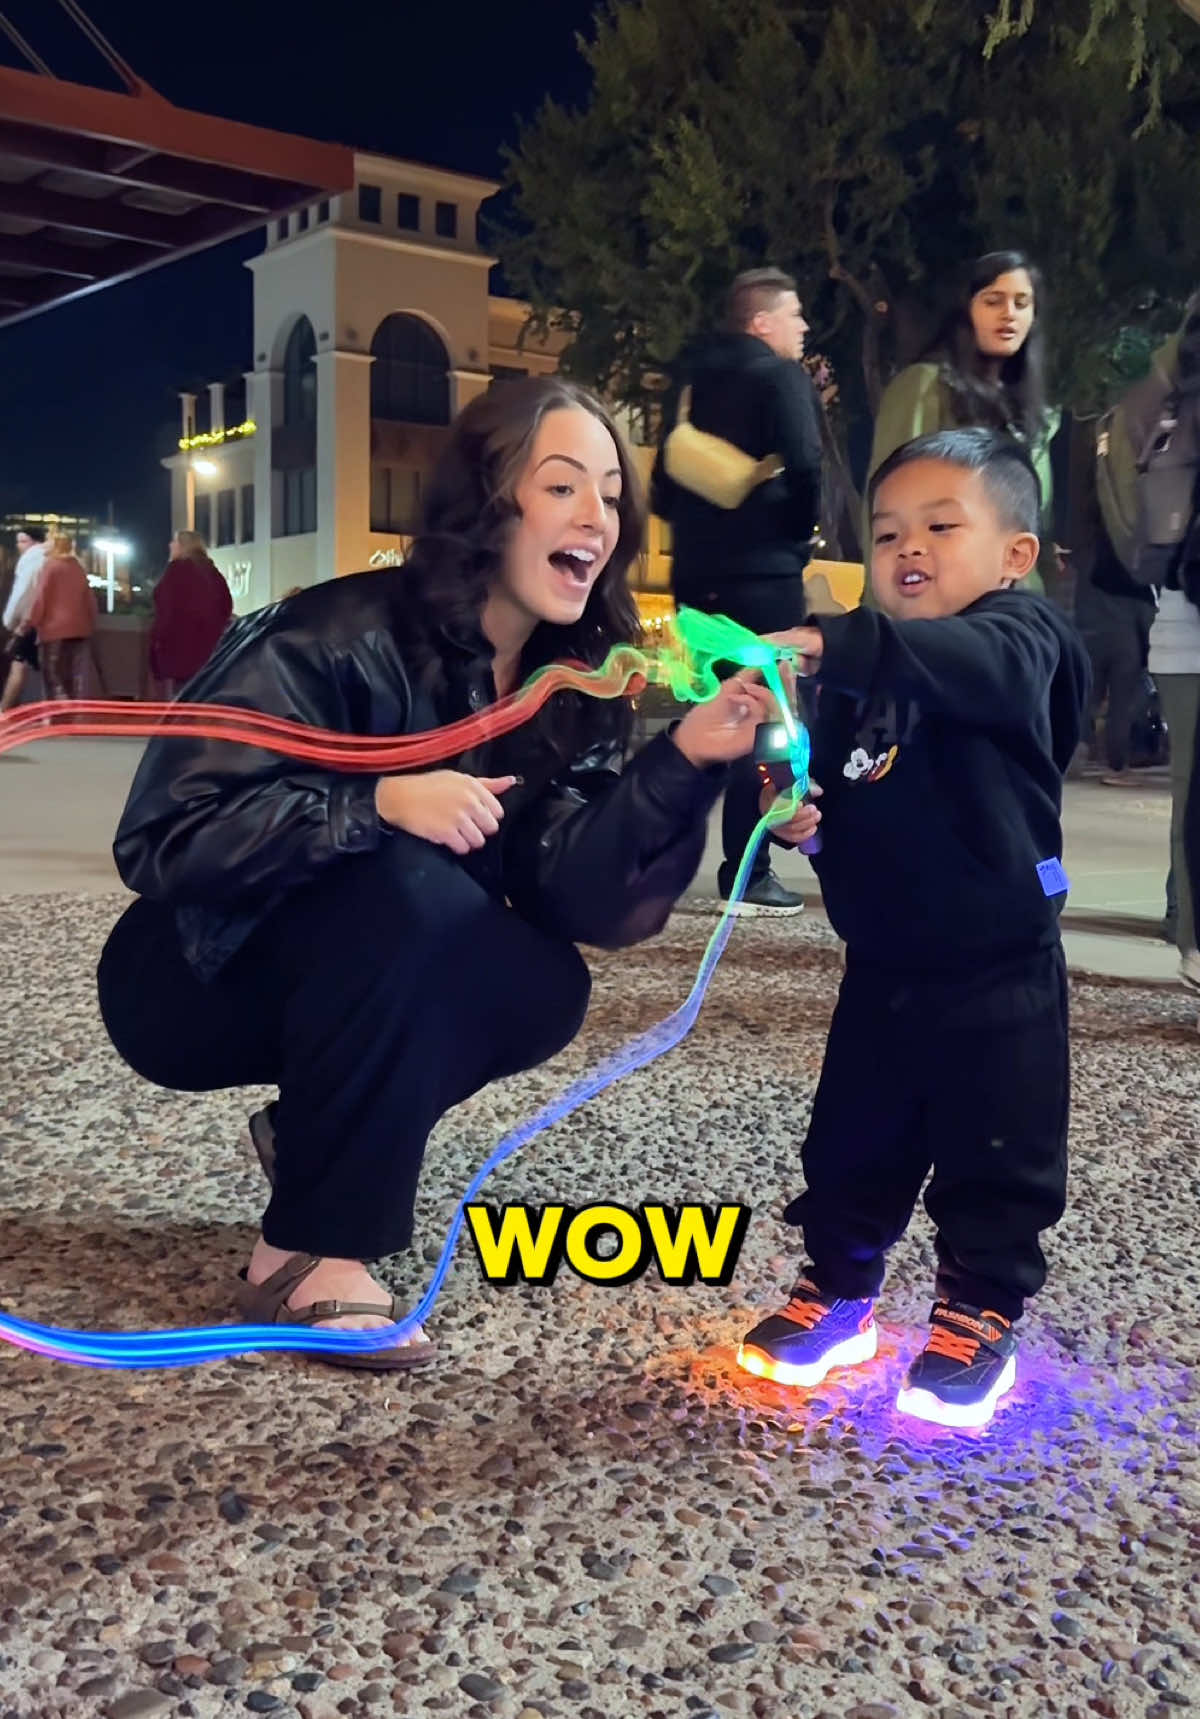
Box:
[869,426,1042,535]
[19,524,46,543]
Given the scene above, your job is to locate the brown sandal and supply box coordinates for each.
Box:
[235,1253,436,1372]
[248,1106,277,1188]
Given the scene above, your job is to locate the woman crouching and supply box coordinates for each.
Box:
[97,377,776,1370]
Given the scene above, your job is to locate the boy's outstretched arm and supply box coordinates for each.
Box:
[775,596,1071,729]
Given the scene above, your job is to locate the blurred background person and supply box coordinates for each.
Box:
[868,250,1060,596]
[20,533,95,701]
[1,526,46,712]
[150,529,233,698]
[651,267,823,914]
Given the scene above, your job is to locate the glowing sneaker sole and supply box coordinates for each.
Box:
[895,1353,1017,1428]
[736,1319,878,1388]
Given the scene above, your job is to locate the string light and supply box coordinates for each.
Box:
[178,421,257,452]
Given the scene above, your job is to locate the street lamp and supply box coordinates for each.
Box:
[92,537,131,615]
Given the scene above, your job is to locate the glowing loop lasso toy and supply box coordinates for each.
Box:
[0,608,811,1368]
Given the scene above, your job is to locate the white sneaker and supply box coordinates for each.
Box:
[1181,949,1200,994]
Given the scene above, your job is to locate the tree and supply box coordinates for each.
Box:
[497,0,1200,547]
[978,0,1200,126]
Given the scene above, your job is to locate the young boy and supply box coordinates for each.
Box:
[738,426,1091,1427]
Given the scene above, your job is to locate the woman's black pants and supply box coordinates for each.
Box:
[97,835,592,1260]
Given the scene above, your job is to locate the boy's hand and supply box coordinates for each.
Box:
[760,780,823,846]
[765,626,823,675]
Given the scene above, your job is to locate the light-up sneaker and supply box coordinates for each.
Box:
[896,1301,1018,1428]
[737,1277,877,1386]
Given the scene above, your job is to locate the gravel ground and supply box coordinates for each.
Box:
[0,892,1198,1719]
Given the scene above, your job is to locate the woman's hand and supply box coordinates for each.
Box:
[764,626,823,675]
[375,771,517,855]
[671,675,778,767]
[760,779,823,846]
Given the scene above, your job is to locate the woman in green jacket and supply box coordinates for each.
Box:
[867,250,1060,594]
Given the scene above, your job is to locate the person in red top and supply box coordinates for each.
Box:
[21,534,96,699]
[150,530,233,697]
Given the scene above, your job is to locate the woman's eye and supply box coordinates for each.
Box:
[603,495,621,511]
[548,483,574,497]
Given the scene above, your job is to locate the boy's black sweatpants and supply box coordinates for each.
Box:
[784,942,1069,1322]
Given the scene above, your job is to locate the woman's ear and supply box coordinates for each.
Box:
[1001,530,1040,586]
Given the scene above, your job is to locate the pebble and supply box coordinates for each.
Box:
[458,1674,506,1702]
[708,1643,757,1664]
[612,1626,647,1648]
[209,1656,250,1685]
[105,1695,174,1719]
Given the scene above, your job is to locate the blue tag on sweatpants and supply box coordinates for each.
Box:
[1036,858,1069,897]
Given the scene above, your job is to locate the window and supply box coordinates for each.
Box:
[435,200,457,239]
[216,488,236,546]
[369,314,450,426]
[317,200,330,223]
[276,217,288,241]
[370,467,421,534]
[296,207,309,233]
[240,483,255,542]
[397,193,420,231]
[490,365,528,388]
[282,318,317,425]
[193,494,211,543]
[281,468,317,537]
[358,183,382,223]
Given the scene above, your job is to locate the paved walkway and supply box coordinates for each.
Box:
[0,738,1182,982]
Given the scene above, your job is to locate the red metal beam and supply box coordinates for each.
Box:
[0,119,315,213]
[0,58,354,330]
[0,63,354,192]
[0,180,183,244]
[0,231,151,278]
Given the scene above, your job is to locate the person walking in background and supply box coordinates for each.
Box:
[1,526,46,712]
[1073,484,1157,785]
[150,530,233,698]
[650,267,824,914]
[1097,290,1200,990]
[867,251,1061,596]
[19,534,95,700]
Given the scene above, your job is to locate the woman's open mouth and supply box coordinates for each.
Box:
[548,548,598,586]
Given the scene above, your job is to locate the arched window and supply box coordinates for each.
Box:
[283,317,317,426]
[370,314,450,426]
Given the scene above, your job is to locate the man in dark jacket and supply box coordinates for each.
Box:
[651,268,824,911]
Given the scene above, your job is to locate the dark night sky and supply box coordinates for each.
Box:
[0,0,597,572]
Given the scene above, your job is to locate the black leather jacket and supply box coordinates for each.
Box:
[113,569,726,979]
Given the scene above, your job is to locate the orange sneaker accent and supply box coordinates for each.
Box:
[779,1293,830,1329]
[926,1326,980,1364]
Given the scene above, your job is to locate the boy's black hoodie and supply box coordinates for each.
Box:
[804,589,1091,973]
